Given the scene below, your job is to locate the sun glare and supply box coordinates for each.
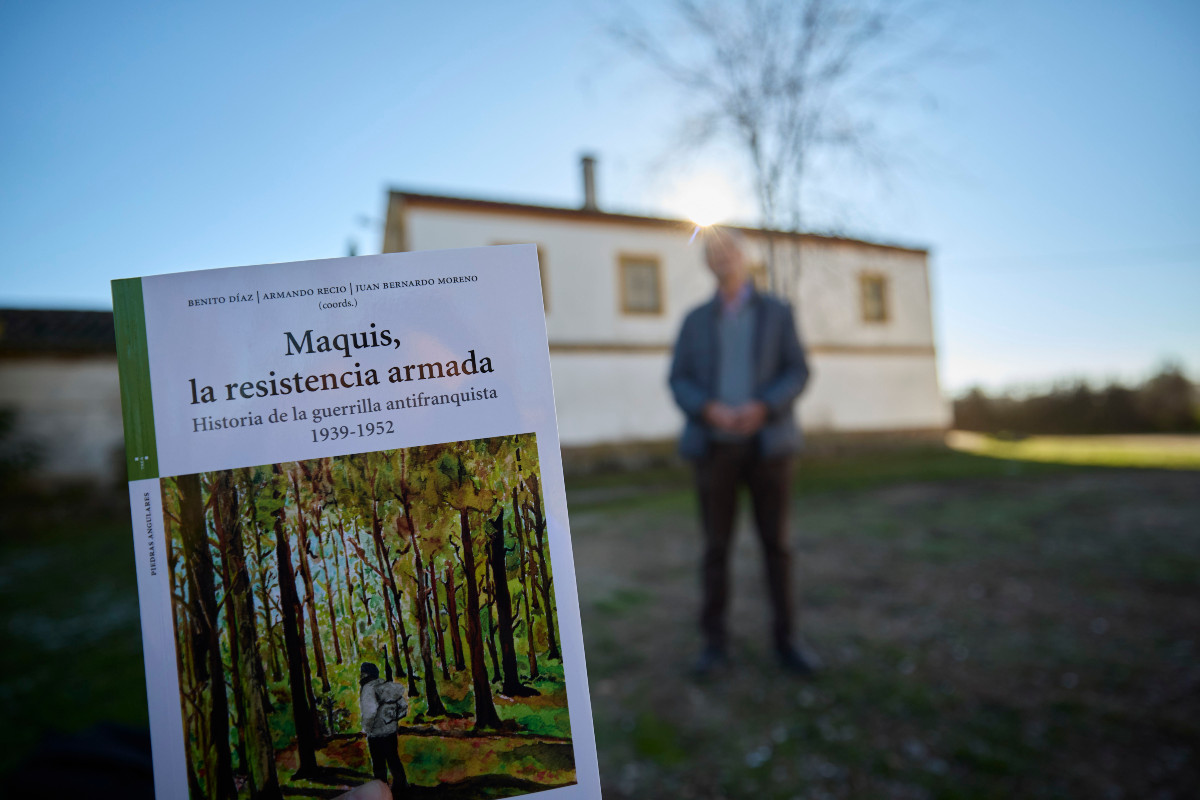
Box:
[663,170,742,227]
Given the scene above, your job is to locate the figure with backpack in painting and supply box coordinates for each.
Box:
[359,661,410,796]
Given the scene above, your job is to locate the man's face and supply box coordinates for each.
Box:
[705,239,748,285]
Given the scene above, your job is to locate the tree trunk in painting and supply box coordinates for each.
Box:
[165,510,206,800]
[367,509,401,666]
[489,508,536,697]
[368,500,417,696]
[253,514,284,685]
[483,558,502,684]
[214,471,281,799]
[513,487,539,680]
[443,564,466,671]
[177,473,236,799]
[214,486,250,781]
[337,520,360,658]
[244,479,282,690]
[299,611,320,740]
[290,471,330,693]
[314,507,343,666]
[353,524,373,627]
[458,505,502,729]
[397,506,446,716]
[528,474,560,661]
[271,465,319,777]
[429,560,450,681]
[391,578,420,697]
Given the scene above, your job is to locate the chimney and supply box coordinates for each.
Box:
[581,154,598,211]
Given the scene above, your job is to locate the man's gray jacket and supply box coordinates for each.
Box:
[669,289,809,460]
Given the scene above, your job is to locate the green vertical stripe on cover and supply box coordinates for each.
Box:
[112,278,158,480]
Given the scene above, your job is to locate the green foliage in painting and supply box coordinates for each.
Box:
[162,434,575,799]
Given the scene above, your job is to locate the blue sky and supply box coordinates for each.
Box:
[2,0,1197,393]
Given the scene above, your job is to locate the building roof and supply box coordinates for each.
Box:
[0,309,115,354]
[389,189,929,256]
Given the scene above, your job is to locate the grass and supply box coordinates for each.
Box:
[573,441,1199,799]
[0,491,148,775]
[2,438,1198,798]
[566,442,1071,514]
[947,430,1200,469]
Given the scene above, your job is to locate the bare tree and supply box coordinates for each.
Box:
[610,0,953,295]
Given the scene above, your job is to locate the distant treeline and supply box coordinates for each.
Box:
[954,366,1199,435]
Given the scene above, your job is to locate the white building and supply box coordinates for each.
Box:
[0,309,125,484]
[383,171,950,463]
[1,168,950,484]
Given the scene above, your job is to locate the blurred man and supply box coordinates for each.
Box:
[359,661,409,796]
[669,226,818,676]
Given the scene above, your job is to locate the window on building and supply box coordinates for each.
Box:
[860,273,890,323]
[619,254,663,314]
[492,242,548,310]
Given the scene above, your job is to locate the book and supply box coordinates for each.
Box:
[112,245,600,799]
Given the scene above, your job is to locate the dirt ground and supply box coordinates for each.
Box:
[572,465,1200,799]
[2,451,1197,798]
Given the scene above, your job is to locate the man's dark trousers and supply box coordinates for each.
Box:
[696,440,793,651]
[367,733,408,793]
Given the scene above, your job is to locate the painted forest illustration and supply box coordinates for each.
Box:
[162,434,575,799]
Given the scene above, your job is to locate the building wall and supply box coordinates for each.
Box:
[788,240,936,349]
[800,353,950,432]
[405,206,709,346]
[0,355,124,482]
[400,202,951,440]
[548,350,948,446]
[549,351,678,446]
[0,202,947,489]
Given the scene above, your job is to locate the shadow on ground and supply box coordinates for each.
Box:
[2,446,1197,798]
[572,448,1199,799]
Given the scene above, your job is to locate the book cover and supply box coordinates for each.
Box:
[112,245,600,799]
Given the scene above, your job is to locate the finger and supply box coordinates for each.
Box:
[335,780,392,800]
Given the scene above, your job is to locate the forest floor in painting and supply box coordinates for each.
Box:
[2,442,1198,798]
[263,663,575,798]
[254,663,575,798]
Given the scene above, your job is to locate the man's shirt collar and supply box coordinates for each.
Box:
[718,281,754,317]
